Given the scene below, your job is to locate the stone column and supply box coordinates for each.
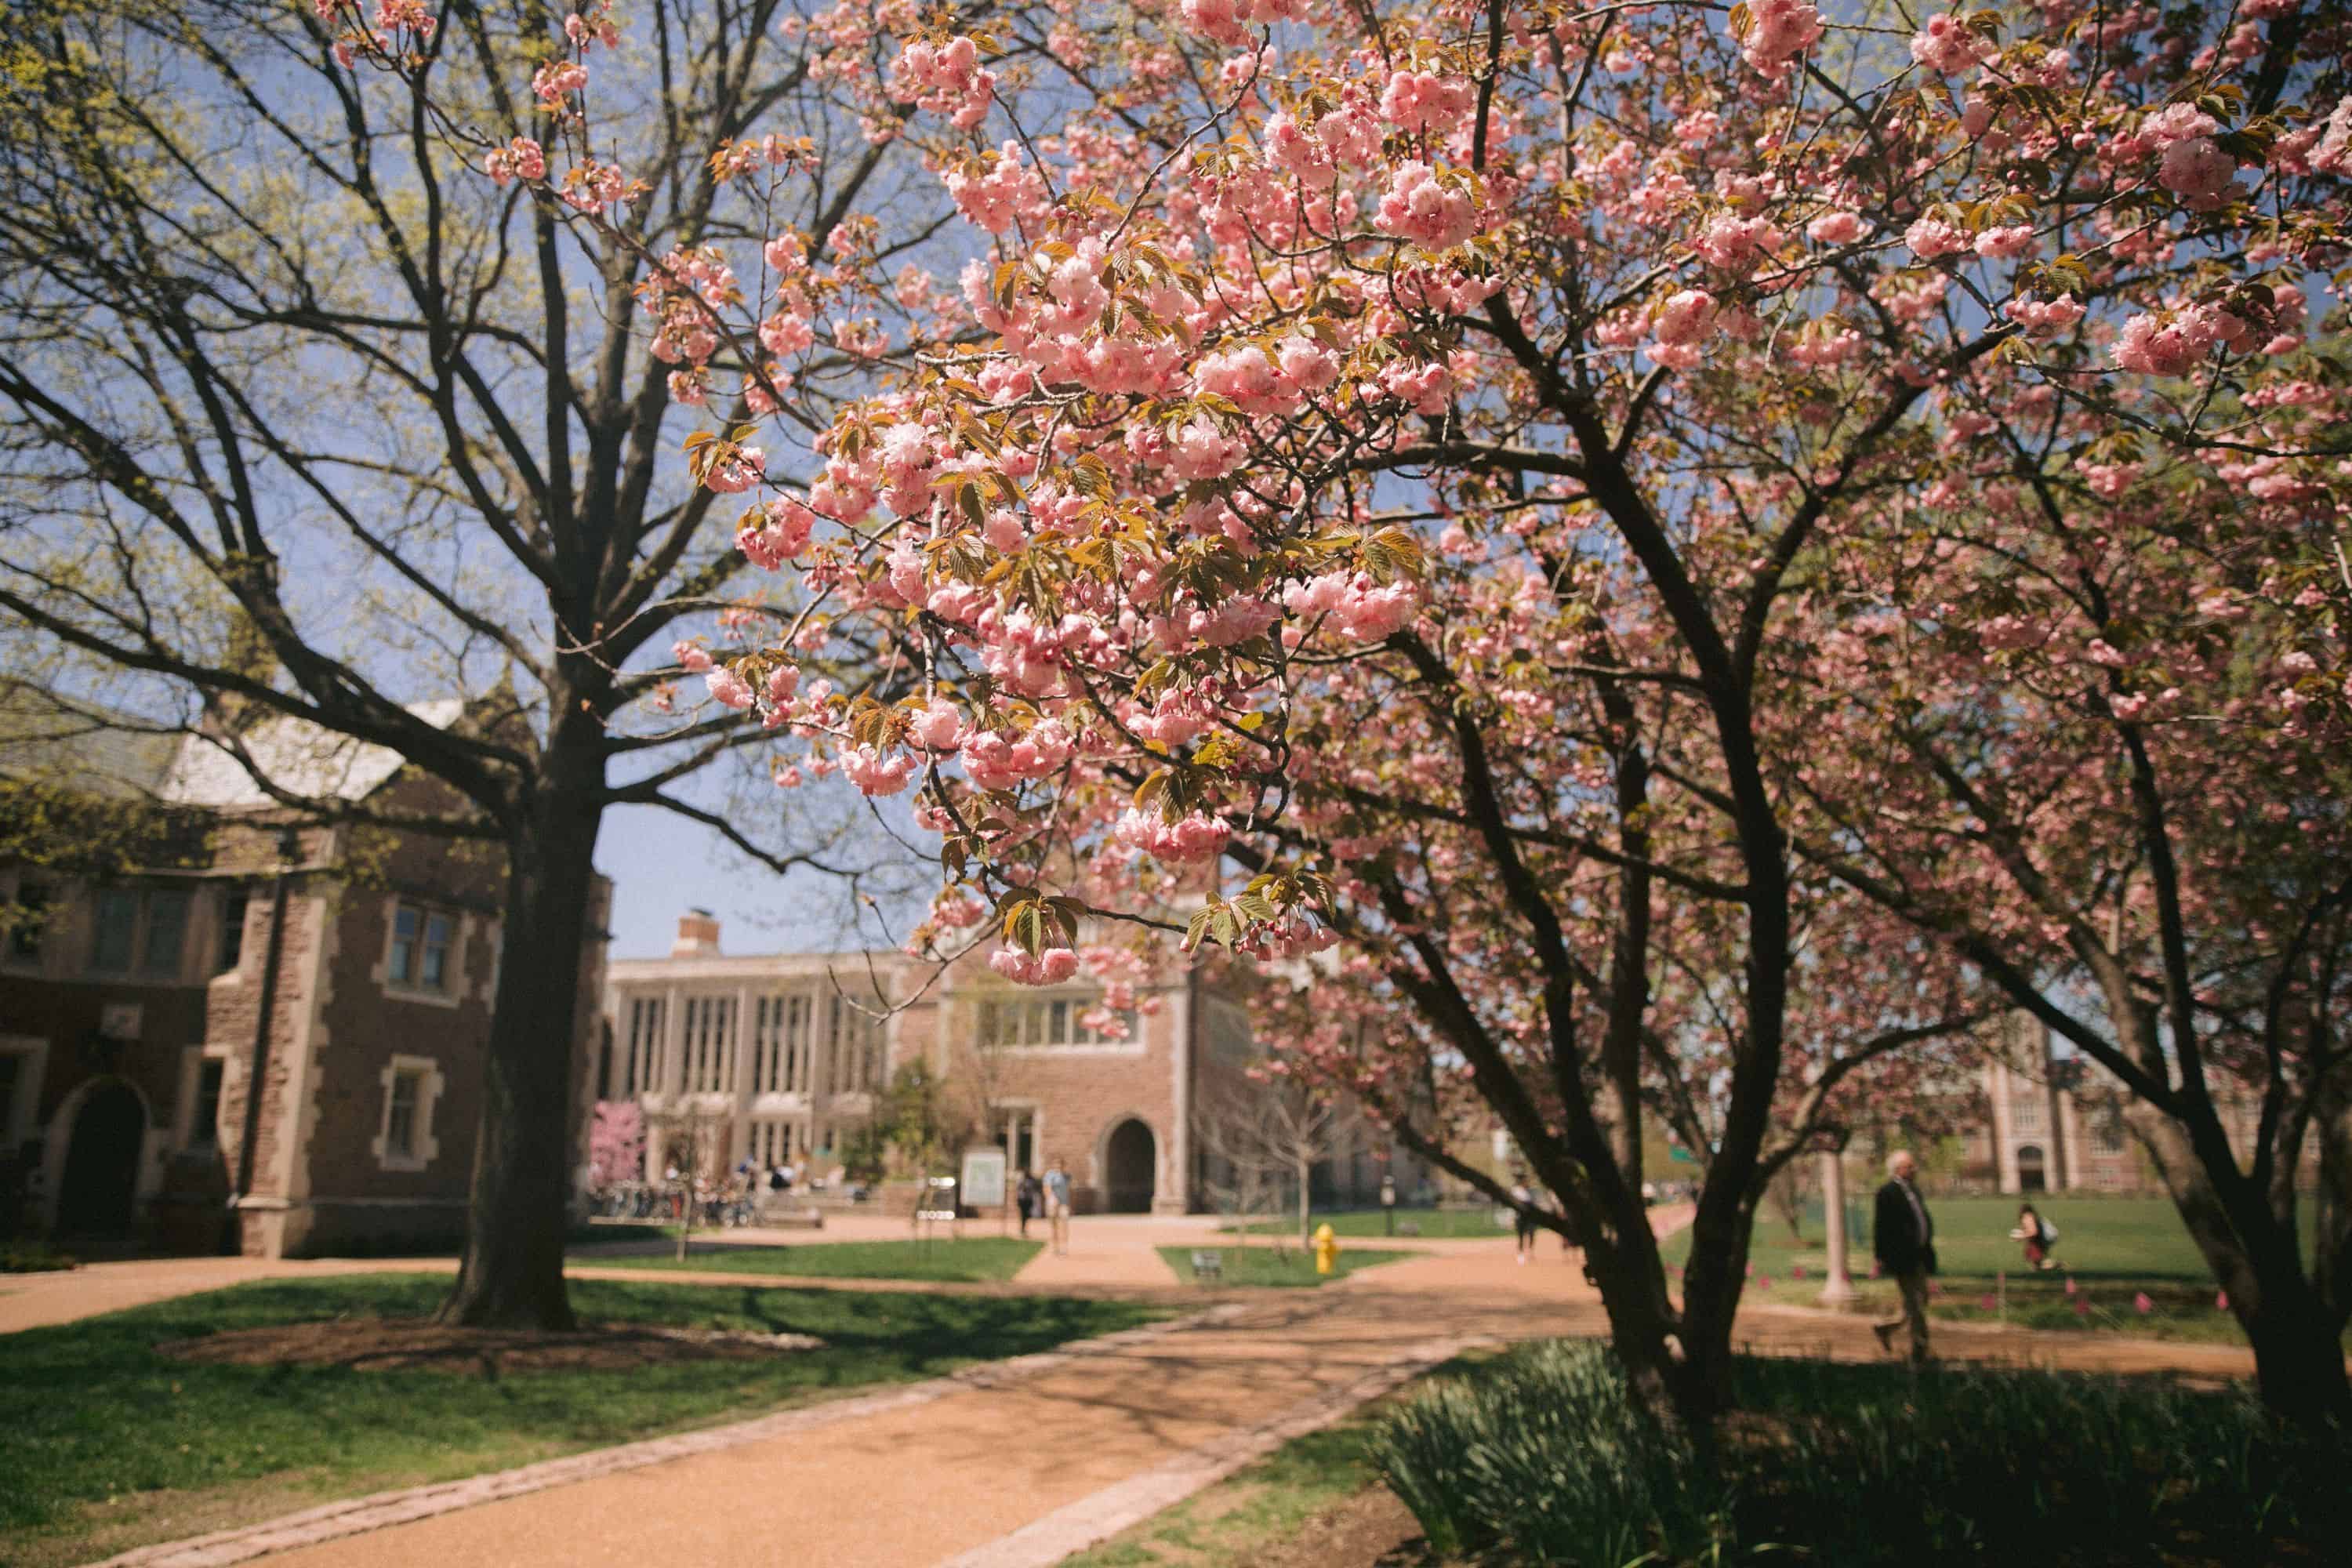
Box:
[731,985,755,1166]
[1817,1148,1857,1307]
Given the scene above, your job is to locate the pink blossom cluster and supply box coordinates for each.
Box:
[842,745,917,796]
[2113,303,2255,376]
[960,720,1073,789]
[2002,296,2085,339]
[484,137,546,187]
[1739,0,1825,77]
[989,945,1081,985]
[1282,570,1419,642]
[1648,287,1718,369]
[1379,71,1475,136]
[1909,13,1989,74]
[1375,162,1479,251]
[887,35,996,132]
[1176,0,1311,48]
[943,143,1051,235]
[1694,215,1783,274]
[737,498,816,569]
[1112,808,1232,864]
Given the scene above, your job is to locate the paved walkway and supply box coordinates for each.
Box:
[66,1223,2303,1568]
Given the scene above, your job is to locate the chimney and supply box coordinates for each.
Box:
[673,907,721,956]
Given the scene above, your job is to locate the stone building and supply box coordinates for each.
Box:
[599,911,1415,1215]
[1,702,608,1256]
[1964,1011,2299,1196]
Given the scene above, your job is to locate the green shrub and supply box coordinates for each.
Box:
[1,1240,76,1272]
[1370,1341,1733,1565]
[1371,1340,2351,1566]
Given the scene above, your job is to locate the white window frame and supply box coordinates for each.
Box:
[371,1054,445,1171]
[975,992,1142,1054]
[377,898,465,1007]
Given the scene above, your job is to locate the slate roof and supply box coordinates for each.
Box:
[0,683,459,811]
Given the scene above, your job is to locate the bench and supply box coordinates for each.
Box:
[1190,1250,1223,1283]
[754,1203,825,1230]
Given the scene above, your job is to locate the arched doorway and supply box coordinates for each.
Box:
[2016,1144,2048,1193]
[1104,1119,1156,1214]
[57,1080,145,1236]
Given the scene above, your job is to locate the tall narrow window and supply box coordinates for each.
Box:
[91,888,138,972]
[385,1068,423,1160]
[142,889,191,977]
[191,1059,226,1148]
[216,887,249,974]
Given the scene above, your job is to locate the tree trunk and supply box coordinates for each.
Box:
[2136,1109,2352,1425]
[1298,1151,1311,1250]
[437,722,606,1330]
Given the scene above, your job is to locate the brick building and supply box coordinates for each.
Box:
[1,702,608,1256]
[600,912,1416,1215]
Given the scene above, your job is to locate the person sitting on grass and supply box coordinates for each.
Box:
[2009,1203,2060,1272]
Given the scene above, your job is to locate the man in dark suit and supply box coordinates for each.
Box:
[1871,1149,1937,1362]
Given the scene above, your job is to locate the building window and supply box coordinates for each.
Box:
[978,995,1138,1049]
[190,1059,225,1149]
[9,882,49,961]
[2096,1111,2126,1154]
[2012,1094,2044,1133]
[386,1072,420,1159]
[91,887,139,972]
[388,903,456,993]
[372,1054,443,1171]
[216,887,249,975]
[141,890,190,978]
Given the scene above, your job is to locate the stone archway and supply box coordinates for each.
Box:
[1103,1118,1156,1214]
[2016,1143,2048,1193]
[56,1080,146,1236]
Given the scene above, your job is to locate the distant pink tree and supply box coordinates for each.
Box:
[588,1102,644,1189]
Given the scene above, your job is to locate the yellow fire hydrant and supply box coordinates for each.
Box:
[1313,1222,1341,1276]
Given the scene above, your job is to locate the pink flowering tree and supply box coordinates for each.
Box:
[430,0,2338,1419]
[589,1100,648,1189]
[1793,428,2352,1417]
[0,0,947,1329]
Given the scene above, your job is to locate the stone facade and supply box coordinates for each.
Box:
[600,913,1420,1217]
[2,720,608,1258]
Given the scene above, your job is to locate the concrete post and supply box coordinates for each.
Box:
[1817,1148,1857,1307]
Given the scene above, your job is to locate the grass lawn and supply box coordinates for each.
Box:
[1219,1206,1511,1240]
[1662,1195,2269,1343]
[1158,1243,1416,1288]
[594,1236,1042,1283]
[0,1273,1158,1568]
[1059,1402,1391,1567]
[1062,1348,1491,1568]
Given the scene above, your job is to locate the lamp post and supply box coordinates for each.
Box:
[1818,1146,1857,1307]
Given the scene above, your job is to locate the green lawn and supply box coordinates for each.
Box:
[1662,1195,2267,1343]
[595,1236,1042,1283]
[0,1274,1158,1568]
[1157,1243,1417,1288]
[1218,1206,1511,1240]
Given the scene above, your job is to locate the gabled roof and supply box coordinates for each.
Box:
[0,683,462,812]
[159,699,463,809]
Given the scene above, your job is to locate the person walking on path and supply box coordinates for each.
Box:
[1015,1169,1042,1239]
[1043,1157,1072,1255]
[1508,1178,1538,1265]
[2009,1203,2060,1271]
[1871,1150,1937,1363]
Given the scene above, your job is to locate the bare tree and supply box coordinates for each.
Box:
[0,0,940,1325]
[1196,1069,1343,1251]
